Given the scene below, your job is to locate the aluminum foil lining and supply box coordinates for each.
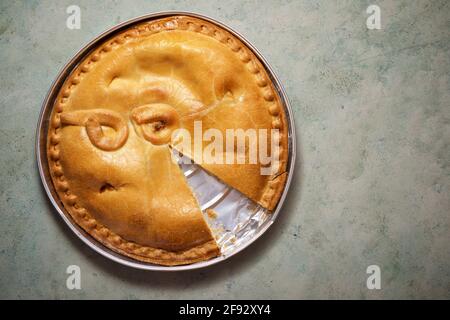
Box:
[174,152,272,256]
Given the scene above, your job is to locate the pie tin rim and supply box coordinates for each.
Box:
[36,11,297,271]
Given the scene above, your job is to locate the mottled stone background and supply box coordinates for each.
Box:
[0,0,449,299]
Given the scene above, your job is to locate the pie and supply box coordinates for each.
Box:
[47,15,288,266]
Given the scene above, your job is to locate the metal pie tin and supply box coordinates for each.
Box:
[36,11,296,271]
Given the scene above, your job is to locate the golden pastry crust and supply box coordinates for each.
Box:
[47,15,288,266]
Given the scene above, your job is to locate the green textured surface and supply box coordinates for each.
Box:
[0,0,449,299]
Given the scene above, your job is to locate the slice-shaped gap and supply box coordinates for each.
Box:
[170,147,271,253]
